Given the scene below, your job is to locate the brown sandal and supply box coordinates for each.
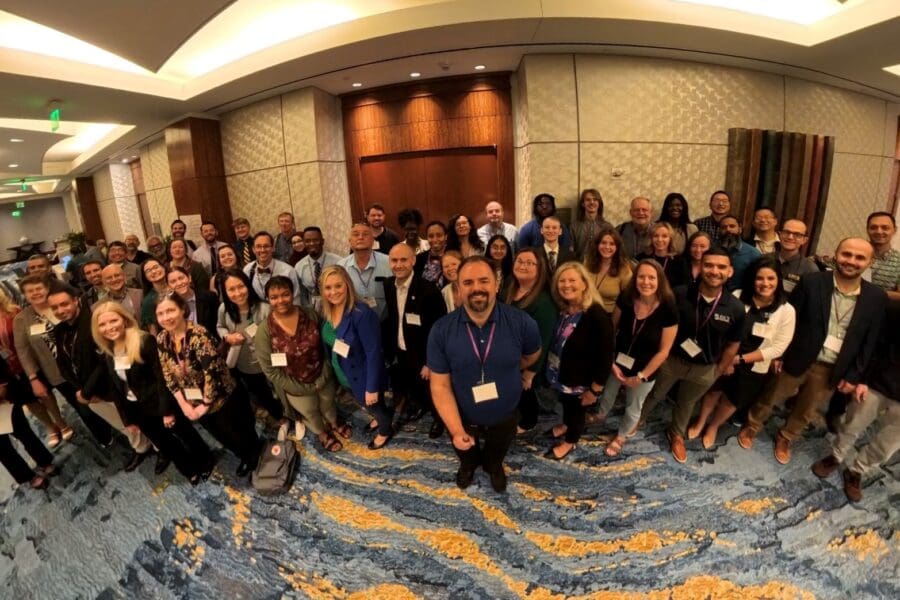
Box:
[605,437,624,457]
[333,422,352,439]
[321,433,343,452]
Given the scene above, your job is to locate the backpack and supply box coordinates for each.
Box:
[251,423,298,495]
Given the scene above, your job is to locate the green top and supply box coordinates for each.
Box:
[511,288,557,381]
[141,288,159,329]
[321,320,350,389]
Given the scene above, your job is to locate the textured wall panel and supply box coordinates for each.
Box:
[580,142,728,226]
[96,198,123,242]
[785,78,886,156]
[884,103,900,157]
[146,187,177,235]
[521,55,578,142]
[109,163,135,198]
[521,142,579,212]
[876,156,896,212]
[814,153,883,253]
[313,88,345,163]
[221,97,285,175]
[512,68,528,148]
[318,162,353,255]
[148,138,172,189]
[514,145,531,226]
[115,196,143,240]
[282,88,317,165]
[286,163,323,227]
[93,168,114,202]
[576,55,784,144]
[226,168,291,233]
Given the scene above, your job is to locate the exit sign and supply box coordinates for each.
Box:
[11,210,21,218]
[15,201,24,208]
[50,107,60,132]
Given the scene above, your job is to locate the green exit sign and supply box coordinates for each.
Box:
[15,201,24,208]
[50,107,60,132]
[11,210,21,218]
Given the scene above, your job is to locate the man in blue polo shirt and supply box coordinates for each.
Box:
[428,257,541,492]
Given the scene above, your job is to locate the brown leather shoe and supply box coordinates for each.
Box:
[774,432,791,465]
[812,455,840,479]
[737,426,756,450]
[842,469,862,502]
[667,431,687,464]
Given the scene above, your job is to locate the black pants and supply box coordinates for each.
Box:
[455,413,517,475]
[200,388,260,466]
[234,370,283,420]
[393,351,443,426]
[0,403,53,484]
[137,411,211,478]
[559,392,587,444]
[55,380,113,444]
[364,395,395,437]
[518,387,539,430]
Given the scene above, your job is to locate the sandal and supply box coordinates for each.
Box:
[47,431,61,449]
[544,443,576,461]
[60,425,75,441]
[30,475,48,490]
[605,437,624,457]
[36,464,58,477]
[321,433,343,452]
[333,422,352,439]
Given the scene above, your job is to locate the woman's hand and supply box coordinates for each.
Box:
[365,391,379,406]
[125,424,141,434]
[611,364,627,383]
[621,376,641,389]
[521,370,536,390]
[163,415,176,428]
[226,332,245,346]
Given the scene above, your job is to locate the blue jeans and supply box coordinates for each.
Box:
[597,372,657,437]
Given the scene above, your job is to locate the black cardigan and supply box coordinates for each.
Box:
[557,303,615,390]
[84,334,175,426]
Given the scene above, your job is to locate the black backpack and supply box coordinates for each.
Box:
[251,424,298,495]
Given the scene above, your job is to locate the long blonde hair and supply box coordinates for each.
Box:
[91,301,145,364]
[319,265,358,325]
[551,261,602,311]
[0,287,19,315]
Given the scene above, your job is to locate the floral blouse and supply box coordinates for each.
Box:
[268,309,323,384]
[157,322,234,413]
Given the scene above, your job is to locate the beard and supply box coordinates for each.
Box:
[466,292,490,313]
[719,232,740,251]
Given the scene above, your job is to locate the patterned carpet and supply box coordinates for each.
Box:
[1,399,898,600]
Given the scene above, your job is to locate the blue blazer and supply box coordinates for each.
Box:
[328,301,387,403]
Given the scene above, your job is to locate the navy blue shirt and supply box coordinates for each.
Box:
[428,302,541,426]
[672,284,745,364]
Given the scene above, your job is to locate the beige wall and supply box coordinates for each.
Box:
[139,137,177,239]
[92,163,144,243]
[514,54,900,253]
[220,87,352,254]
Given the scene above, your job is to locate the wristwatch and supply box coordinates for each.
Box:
[636,371,648,382]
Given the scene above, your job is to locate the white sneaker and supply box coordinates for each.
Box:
[292,421,306,441]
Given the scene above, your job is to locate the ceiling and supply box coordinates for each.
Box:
[1,0,899,201]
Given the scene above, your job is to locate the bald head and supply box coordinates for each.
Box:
[485,201,504,225]
[833,237,874,283]
[101,264,126,293]
[389,241,416,282]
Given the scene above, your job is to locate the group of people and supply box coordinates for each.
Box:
[1,193,897,506]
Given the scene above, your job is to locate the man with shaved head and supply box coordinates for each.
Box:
[739,237,887,465]
[477,201,518,251]
[384,242,447,435]
[774,219,818,293]
[97,264,143,320]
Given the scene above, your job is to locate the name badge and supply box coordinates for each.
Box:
[405,313,422,326]
[114,356,131,370]
[824,334,843,353]
[333,339,351,358]
[271,352,288,367]
[472,381,499,403]
[30,323,47,336]
[615,352,636,369]
[681,338,703,358]
[372,240,381,250]
[782,279,796,293]
[244,323,258,339]
[752,322,772,339]
[363,296,378,308]
[184,387,203,401]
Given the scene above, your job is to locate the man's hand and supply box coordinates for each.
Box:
[419,366,431,381]
[836,379,856,394]
[852,384,869,404]
[451,433,475,451]
[30,378,49,399]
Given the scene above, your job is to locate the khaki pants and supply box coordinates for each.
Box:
[89,401,152,453]
[639,355,718,438]
[747,362,834,441]
[832,388,900,475]
[285,377,337,436]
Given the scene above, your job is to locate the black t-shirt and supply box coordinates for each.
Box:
[615,296,679,378]
[672,283,745,364]
[636,253,687,288]
[736,299,785,354]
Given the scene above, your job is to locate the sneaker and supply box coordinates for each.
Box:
[488,468,507,493]
[842,469,862,502]
[667,431,687,464]
[737,426,756,450]
[455,468,475,490]
[774,432,792,465]
[811,455,840,479]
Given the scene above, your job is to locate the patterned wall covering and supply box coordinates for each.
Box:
[286,163,324,225]
[138,138,176,236]
[883,103,900,157]
[318,162,352,252]
[313,88,346,163]
[225,168,292,233]
[96,198,124,242]
[514,145,531,226]
[146,188,177,238]
[93,167,114,203]
[282,88,317,165]
[815,153,886,253]
[522,55,578,143]
[221,97,286,175]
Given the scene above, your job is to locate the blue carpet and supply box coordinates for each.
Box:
[1,404,898,599]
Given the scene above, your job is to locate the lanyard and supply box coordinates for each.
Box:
[695,289,723,336]
[357,254,376,293]
[832,289,856,327]
[627,301,657,355]
[465,322,496,383]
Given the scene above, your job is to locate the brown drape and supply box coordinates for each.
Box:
[726,128,835,254]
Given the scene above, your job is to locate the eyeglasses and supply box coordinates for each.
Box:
[779,230,807,239]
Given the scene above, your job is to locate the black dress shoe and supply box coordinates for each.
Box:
[456,468,475,489]
[124,451,150,472]
[154,454,171,475]
[428,420,445,439]
[488,468,507,493]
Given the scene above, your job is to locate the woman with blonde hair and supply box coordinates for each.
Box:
[90,301,213,483]
[637,222,687,287]
[440,250,464,312]
[543,262,614,460]
[320,265,394,449]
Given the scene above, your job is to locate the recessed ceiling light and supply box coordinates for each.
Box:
[130,155,138,159]
[9,138,24,143]
[121,158,129,163]
[8,163,18,168]
[351,82,362,88]
[474,65,486,70]
[409,72,421,78]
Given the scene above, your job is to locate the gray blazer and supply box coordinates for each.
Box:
[12,306,65,386]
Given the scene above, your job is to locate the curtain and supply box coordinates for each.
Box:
[725,128,835,254]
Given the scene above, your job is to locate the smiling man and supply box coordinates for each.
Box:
[739,238,887,465]
[638,248,746,463]
[427,257,541,492]
[865,211,900,301]
[693,190,732,244]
